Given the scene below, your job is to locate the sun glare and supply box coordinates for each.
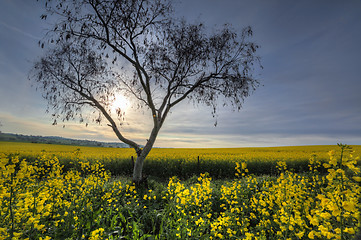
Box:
[111,94,129,112]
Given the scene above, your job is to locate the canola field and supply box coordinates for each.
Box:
[0,142,360,239]
[2,141,361,178]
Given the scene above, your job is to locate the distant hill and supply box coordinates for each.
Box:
[0,132,130,148]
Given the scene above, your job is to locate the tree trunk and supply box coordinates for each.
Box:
[132,126,159,183]
[133,154,145,183]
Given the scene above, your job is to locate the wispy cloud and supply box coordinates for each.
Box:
[0,20,40,40]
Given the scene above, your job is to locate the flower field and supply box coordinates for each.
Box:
[0,142,360,239]
[2,142,361,179]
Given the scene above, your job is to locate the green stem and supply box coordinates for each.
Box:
[339,145,345,240]
[9,174,14,238]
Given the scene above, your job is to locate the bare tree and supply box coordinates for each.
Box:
[30,0,261,183]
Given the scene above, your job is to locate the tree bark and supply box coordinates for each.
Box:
[132,125,160,183]
[133,154,145,183]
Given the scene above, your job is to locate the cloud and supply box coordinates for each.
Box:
[0,20,40,40]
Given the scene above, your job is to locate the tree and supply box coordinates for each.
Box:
[30,0,261,183]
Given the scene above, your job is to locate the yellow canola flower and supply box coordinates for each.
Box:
[323,163,331,168]
[245,232,254,240]
[39,237,52,240]
[332,207,341,217]
[308,230,315,239]
[11,157,19,164]
[344,227,355,234]
[195,217,204,226]
[295,231,304,238]
[89,228,105,240]
[353,176,361,182]
[241,162,247,169]
[13,232,23,238]
[343,201,356,212]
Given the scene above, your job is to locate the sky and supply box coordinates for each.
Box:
[0,0,361,148]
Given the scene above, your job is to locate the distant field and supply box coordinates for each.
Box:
[2,141,361,159]
[1,141,360,178]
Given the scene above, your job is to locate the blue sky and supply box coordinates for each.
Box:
[0,0,361,148]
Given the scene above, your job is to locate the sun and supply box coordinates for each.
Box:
[111,94,129,112]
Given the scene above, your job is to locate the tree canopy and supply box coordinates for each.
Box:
[30,0,261,182]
